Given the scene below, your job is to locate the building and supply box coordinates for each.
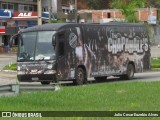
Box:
[0,0,37,48]
[79,8,157,24]
[0,0,50,52]
[47,0,157,24]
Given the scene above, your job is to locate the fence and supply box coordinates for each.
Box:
[0,84,58,96]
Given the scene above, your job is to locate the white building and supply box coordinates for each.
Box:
[42,0,57,13]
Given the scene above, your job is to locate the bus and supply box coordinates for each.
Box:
[10,23,150,85]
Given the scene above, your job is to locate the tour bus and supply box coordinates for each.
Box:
[10,23,150,85]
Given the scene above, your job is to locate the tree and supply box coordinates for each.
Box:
[110,0,146,22]
[149,0,160,8]
[86,0,109,10]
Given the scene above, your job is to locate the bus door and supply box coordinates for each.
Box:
[57,27,81,80]
[65,27,79,80]
[56,30,66,80]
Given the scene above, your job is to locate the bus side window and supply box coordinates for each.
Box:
[58,32,65,57]
[59,42,64,57]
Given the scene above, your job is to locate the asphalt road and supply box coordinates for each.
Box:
[0,71,17,85]
[105,72,160,83]
[0,53,16,70]
[151,46,160,57]
[1,71,160,86]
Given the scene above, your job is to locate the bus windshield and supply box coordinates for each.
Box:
[18,31,56,62]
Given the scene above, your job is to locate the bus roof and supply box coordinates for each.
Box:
[21,23,77,32]
[21,22,146,33]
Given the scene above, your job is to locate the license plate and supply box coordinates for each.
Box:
[32,77,39,81]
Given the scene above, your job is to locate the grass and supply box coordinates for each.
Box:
[151,57,160,68]
[1,61,160,120]
[1,81,160,120]
[1,81,160,111]
[3,63,17,71]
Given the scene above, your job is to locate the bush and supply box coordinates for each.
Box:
[151,64,160,68]
[4,63,17,71]
[151,57,160,68]
[51,19,65,23]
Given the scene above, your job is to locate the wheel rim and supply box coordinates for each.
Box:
[128,65,134,78]
[78,70,83,83]
[76,68,84,85]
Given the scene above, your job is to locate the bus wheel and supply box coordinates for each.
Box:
[125,64,134,80]
[74,67,85,85]
[41,81,50,85]
[94,77,107,82]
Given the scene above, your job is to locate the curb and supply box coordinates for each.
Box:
[0,70,17,73]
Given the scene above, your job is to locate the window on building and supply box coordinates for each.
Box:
[0,22,6,26]
[8,4,14,10]
[42,7,48,12]
[1,2,14,11]
[18,4,34,12]
[62,0,69,6]
[29,6,33,11]
[107,13,111,18]
[62,9,65,13]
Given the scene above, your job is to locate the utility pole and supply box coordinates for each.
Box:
[37,0,42,25]
[75,0,78,23]
[49,0,52,23]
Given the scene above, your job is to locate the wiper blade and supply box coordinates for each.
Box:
[18,52,31,61]
[38,57,45,60]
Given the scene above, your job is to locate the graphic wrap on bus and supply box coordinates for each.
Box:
[10,23,150,85]
[56,25,150,80]
[81,26,150,76]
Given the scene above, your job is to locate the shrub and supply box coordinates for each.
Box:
[4,63,17,71]
[151,57,160,68]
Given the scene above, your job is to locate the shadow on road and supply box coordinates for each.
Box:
[59,76,141,87]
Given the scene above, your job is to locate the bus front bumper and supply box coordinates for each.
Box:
[17,74,57,82]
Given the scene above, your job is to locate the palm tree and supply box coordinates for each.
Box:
[110,0,146,22]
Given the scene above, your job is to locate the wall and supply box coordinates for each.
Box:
[79,8,157,23]
[42,0,57,13]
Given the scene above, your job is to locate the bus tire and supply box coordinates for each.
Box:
[125,64,135,80]
[41,81,50,85]
[74,67,85,85]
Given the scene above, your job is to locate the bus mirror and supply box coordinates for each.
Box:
[19,36,23,46]
[9,34,18,48]
[52,36,56,48]
[9,36,13,48]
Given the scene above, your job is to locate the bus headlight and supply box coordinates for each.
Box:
[17,66,21,71]
[47,65,53,69]
[18,71,25,75]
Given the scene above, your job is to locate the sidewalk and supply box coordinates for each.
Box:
[151,46,160,57]
[0,71,17,85]
[0,53,17,85]
[0,53,17,70]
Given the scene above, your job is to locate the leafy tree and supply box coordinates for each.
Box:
[110,0,146,22]
[86,0,109,10]
[149,0,160,8]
